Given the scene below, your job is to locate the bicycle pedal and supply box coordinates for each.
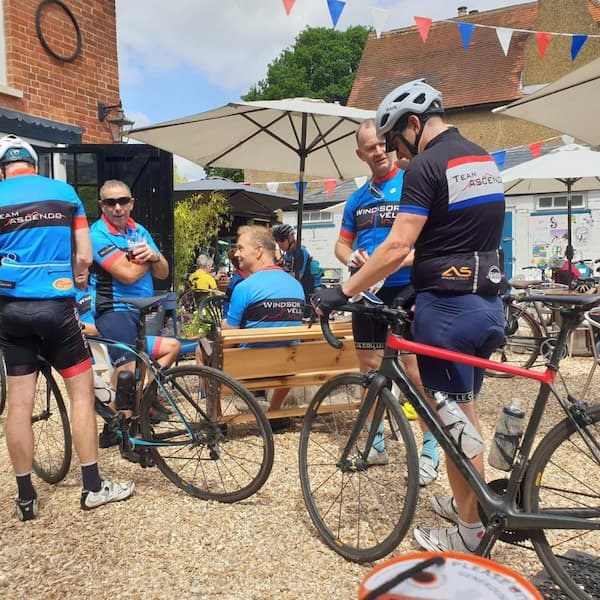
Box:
[120,447,154,468]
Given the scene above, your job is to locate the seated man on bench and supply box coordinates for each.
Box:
[221,225,305,426]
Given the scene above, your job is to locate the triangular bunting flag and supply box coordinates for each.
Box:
[458,22,475,50]
[414,16,432,43]
[561,135,575,145]
[372,8,389,39]
[295,181,308,193]
[266,182,279,193]
[491,150,506,170]
[282,0,295,16]
[324,179,337,197]
[528,141,542,158]
[327,0,345,28]
[570,34,588,61]
[495,27,513,56]
[354,176,368,189]
[535,32,552,59]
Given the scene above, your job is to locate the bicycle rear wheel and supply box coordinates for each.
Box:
[523,403,600,599]
[32,363,72,484]
[298,373,419,563]
[487,304,542,377]
[139,365,274,503]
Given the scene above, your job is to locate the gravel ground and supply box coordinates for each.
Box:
[0,356,598,600]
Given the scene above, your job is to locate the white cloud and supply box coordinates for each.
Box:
[116,0,530,97]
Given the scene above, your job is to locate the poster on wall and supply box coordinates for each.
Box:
[528,211,593,269]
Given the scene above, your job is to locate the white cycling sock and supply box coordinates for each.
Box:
[458,518,484,551]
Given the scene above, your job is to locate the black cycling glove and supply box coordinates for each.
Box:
[311,286,349,312]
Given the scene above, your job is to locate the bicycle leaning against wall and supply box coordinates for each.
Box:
[298,293,600,599]
[32,295,275,504]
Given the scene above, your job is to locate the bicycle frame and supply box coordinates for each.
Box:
[368,300,600,555]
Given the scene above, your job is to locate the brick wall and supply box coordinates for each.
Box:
[1,0,119,143]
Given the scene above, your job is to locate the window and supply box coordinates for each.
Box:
[303,210,333,224]
[537,193,585,210]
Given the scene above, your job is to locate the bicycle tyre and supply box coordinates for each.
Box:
[0,348,6,414]
[298,372,419,563]
[523,403,600,599]
[32,364,72,484]
[139,365,274,503]
[487,304,543,377]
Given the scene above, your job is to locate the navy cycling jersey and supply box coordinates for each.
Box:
[90,215,159,314]
[227,267,305,338]
[340,165,411,287]
[398,128,505,294]
[0,174,88,299]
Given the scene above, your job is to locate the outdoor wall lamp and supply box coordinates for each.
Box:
[97,100,135,143]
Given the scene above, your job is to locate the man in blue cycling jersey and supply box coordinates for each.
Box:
[0,136,134,519]
[334,118,437,482]
[313,80,505,554]
[223,225,305,421]
[90,179,169,445]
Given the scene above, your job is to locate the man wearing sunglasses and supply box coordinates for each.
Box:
[333,118,438,484]
[90,180,169,444]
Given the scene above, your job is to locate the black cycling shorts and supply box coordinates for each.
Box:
[352,284,414,351]
[0,298,91,377]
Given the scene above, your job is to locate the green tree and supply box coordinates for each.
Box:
[244,26,370,104]
[173,192,231,290]
[204,167,245,182]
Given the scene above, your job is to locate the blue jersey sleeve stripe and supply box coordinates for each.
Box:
[398,205,429,217]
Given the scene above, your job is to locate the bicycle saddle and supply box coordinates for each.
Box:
[119,295,168,312]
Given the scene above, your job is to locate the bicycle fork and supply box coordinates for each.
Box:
[337,373,389,472]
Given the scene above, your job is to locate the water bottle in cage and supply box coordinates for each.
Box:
[434,392,485,458]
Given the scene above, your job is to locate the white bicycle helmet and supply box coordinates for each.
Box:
[375,79,443,153]
[0,134,38,166]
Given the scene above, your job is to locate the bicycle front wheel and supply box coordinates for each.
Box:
[523,403,600,599]
[487,304,542,377]
[139,365,274,503]
[32,364,72,484]
[298,373,419,563]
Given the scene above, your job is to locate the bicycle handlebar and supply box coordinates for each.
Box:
[319,300,409,349]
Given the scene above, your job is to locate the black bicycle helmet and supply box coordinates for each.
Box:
[271,223,294,241]
[375,79,443,155]
[0,134,38,166]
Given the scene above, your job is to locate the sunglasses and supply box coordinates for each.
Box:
[102,196,131,207]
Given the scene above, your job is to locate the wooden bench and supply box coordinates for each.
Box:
[209,321,360,420]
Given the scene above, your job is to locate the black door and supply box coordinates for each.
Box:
[36,144,174,290]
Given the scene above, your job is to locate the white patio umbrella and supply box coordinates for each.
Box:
[501,143,600,273]
[494,56,600,146]
[130,98,374,275]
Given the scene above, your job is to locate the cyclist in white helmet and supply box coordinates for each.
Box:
[0,134,134,519]
[313,79,506,554]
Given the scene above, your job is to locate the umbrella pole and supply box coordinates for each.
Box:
[294,114,308,279]
[564,179,575,280]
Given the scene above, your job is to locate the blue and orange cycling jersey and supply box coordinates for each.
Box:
[90,215,159,315]
[0,174,88,299]
[340,167,411,288]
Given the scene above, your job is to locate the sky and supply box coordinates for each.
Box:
[115,0,532,180]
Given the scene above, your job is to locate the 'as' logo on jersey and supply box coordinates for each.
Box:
[441,266,472,279]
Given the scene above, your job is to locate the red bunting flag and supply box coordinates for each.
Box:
[282,0,295,16]
[414,16,432,43]
[528,141,542,158]
[324,179,337,197]
[535,32,552,59]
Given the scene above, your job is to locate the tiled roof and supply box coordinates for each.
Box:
[348,2,539,110]
[589,0,600,21]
